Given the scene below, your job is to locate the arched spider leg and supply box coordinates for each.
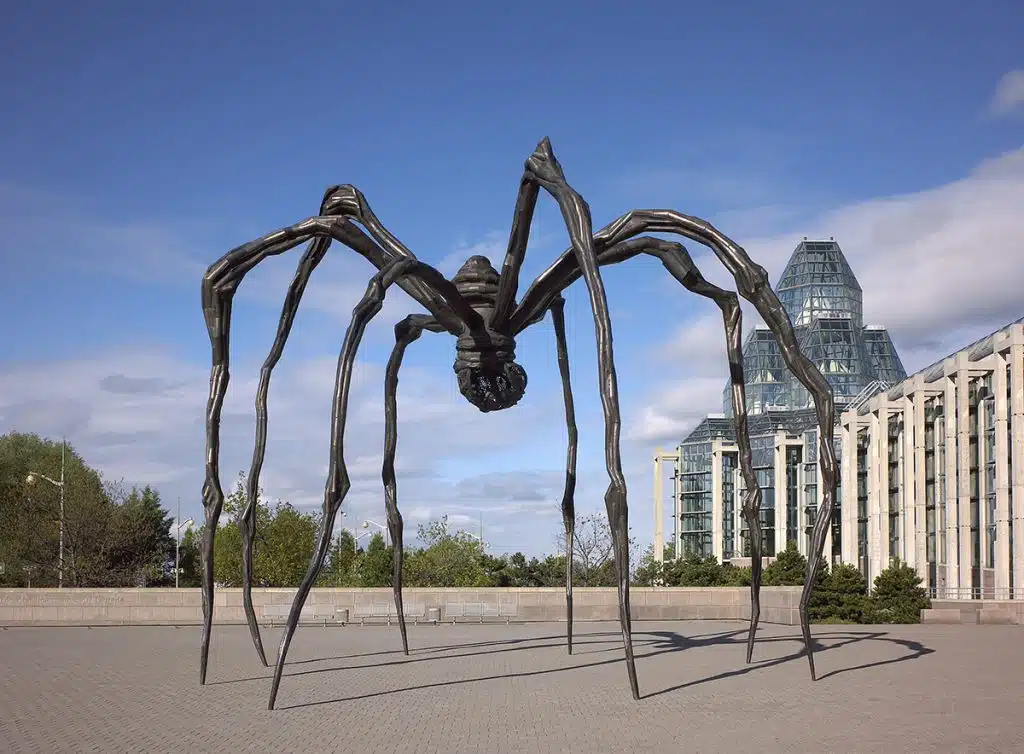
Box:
[549,294,579,655]
[201,212,478,685]
[516,237,766,660]
[268,259,466,711]
[508,138,639,700]
[513,211,837,681]
[227,191,484,670]
[240,238,330,668]
[382,313,448,655]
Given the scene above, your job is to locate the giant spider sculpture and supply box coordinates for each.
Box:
[200,138,837,710]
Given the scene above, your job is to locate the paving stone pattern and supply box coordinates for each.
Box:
[1,621,1022,752]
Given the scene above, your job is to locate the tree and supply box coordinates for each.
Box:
[502,552,566,587]
[320,529,359,587]
[176,528,202,587]
[632,544,664,586]
[868,559,930,623]
[104,484,175,586]
[358,532,393,587]
[205,472,318,587]
[0,432,110,587]
[404,516,490,587]
[556,512,639,587]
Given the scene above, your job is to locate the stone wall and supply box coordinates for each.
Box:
[921,599,1024,625]
[0,587,802,626]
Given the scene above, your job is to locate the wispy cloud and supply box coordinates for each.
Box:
[988,69,1024,118]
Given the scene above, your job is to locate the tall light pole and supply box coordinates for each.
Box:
[26,438,66,588]
[174,517,194,588]
[362,519,388,547]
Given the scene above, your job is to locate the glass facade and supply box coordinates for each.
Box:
[680,239,906,566]
[776,240,864,328]
[724,240,906,418]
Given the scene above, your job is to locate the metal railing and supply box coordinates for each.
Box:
[928,586,1024,601]
[846,379,892,414]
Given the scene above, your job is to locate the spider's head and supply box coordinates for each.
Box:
[455,361,527,413]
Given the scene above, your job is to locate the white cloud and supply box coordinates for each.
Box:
[0,344,562,551]
[989,69,1024,117]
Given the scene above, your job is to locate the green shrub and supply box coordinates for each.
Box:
[664,554,725,586]
[809,563,869,623]
[867,559,930,623]
[721,563,752,587]
[763,541,828,587]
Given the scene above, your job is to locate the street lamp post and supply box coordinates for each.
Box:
[26,438,66,588]
[174,517,194,588]
[362,519,388,547]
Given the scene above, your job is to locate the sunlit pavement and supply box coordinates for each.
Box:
[1,620,1022,752]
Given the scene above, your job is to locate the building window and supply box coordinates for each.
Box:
[983,389,996,571]
[741,435,776,558]
[786,446,801,545]
[968,380,981,596]
[856,430,869,580]
[1009,362,1015,597]
[680,442,714,558]
[924,401,942,595]
[722,452,737,560]
[887,415,902,561]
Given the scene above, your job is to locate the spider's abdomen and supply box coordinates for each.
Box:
[451,255,528,412]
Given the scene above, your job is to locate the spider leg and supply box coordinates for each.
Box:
[550,294,578,655]
[633,241,764,663]
[201,217,340,685]
[267,259,446,710]
[201,209,479,684]
[517,236,767,659]
[512,211,837,681]
[238,235,339,667]
[383,313,447,655]
[520,138,639,700]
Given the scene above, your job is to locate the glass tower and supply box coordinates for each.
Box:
[679,239,907,562]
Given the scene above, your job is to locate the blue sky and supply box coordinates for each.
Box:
[2,1,1023,556]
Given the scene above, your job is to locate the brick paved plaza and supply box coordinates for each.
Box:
[1,620,1022,752]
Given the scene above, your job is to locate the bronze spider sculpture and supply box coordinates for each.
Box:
[199,138,837,710]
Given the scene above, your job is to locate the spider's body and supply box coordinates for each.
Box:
[198,138,838,712]
[451,255,528,412]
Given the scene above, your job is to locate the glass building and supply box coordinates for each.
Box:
[655,239,907,566]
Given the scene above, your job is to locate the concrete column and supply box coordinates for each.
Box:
[1010,341,1024,597]
[774,434,787,556]
[956,361,973,593]
[654,448,665,564]
[711,442,723,563]
[944,373,959,594]
[733,465,743,560]
[993,350,1011,595]
[840,416,858,565]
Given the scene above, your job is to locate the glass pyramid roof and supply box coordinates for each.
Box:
[704,238,908,435]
